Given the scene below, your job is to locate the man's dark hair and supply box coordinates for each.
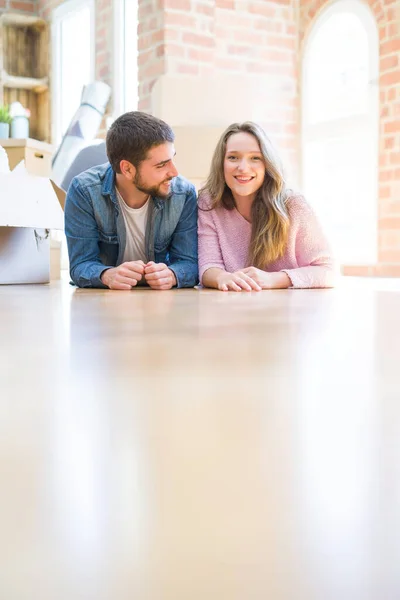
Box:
[106,111,175,173]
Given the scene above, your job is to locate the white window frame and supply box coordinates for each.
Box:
[113,0,139,118]
[301,0,380,265]
[51,0,96,145]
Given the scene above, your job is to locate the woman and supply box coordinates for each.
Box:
[198,122,335,291]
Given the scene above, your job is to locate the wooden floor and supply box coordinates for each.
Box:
[1,276,400,600]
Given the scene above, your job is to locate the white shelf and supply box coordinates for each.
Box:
[0,14,46,27]
[1,71,48,93]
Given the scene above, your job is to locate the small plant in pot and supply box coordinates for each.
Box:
[0,105,12,139]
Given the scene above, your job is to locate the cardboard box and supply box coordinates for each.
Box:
[0,156,65,285]
[173,126,225,189]
[0,138,53,177]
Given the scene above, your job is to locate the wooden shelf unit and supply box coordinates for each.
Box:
[0,13,50,142]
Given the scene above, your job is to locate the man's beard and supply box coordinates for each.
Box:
[133,171,173,199]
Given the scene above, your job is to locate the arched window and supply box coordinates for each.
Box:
[302,0,379,264]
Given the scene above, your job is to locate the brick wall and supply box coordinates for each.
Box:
[138,0,165,112]
[300,0,400,276]
[138,0,299,181]
[0,0,36,11]
[377,0,400,277]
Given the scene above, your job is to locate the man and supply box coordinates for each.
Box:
[64,112,198,290]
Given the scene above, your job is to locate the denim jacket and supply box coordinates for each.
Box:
[64,163,198,288]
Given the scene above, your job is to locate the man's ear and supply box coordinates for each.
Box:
[119,160,136,180]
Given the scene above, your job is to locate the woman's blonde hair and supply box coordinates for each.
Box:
[200,121,290,268]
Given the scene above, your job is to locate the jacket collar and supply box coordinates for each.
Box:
[101,164,164,209]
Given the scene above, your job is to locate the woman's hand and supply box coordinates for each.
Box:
[240,267,291,289]
[216,270,262,292]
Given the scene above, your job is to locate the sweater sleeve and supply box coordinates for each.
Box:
[198,193,226,282]
[281,196,337,289]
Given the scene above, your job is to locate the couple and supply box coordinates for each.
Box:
[65,111,335,292]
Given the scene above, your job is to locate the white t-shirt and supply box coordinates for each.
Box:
[116,188,150,263]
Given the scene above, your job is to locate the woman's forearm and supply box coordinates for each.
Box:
[201,267,227,289]
[269,271,291,289]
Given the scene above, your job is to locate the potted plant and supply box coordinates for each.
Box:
[0,105,12,139]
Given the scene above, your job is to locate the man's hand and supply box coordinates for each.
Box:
[144,262,177,290]
[101,261,145,290]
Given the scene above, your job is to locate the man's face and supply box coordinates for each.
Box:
[133,142,179,199]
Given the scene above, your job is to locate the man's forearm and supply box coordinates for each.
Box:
[70,261,111,288]
[168,261,199,288]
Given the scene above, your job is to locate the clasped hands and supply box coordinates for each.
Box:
[101,261,176,290]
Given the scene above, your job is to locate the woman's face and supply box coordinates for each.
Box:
[223,132,266,203]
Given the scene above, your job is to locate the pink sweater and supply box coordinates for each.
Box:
[198,193,336,288]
